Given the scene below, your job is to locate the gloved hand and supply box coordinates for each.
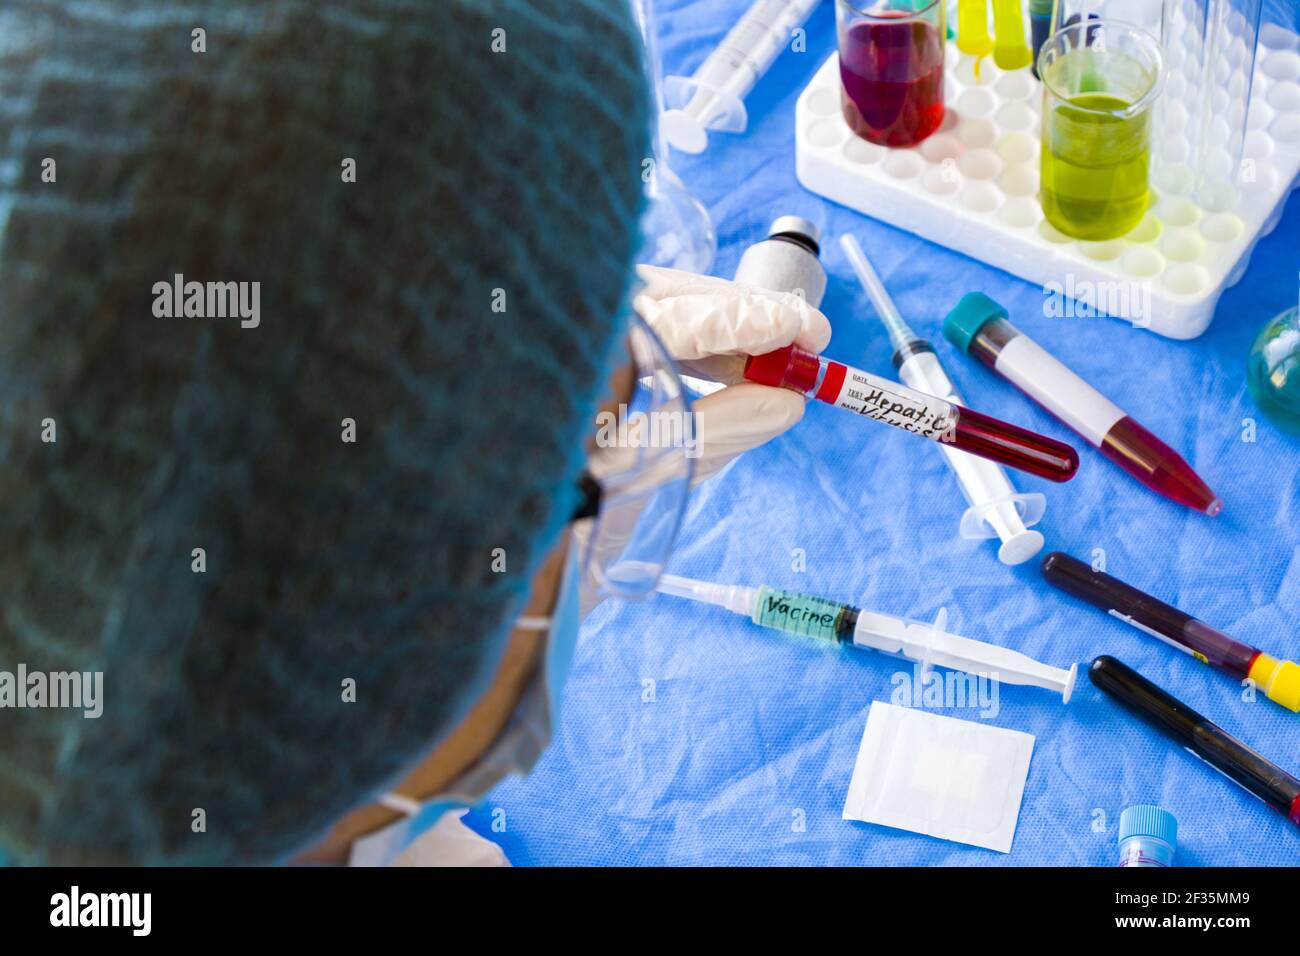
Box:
[575,265,833,616]
[633,263,832,485]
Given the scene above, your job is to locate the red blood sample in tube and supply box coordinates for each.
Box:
[745,344,1078,482]
[1099,417,1222,516]
[948,300,1222,516]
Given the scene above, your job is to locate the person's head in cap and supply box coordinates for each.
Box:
[0,0,647,865]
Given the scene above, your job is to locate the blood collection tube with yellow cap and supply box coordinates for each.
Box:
[1045,551,1300,713]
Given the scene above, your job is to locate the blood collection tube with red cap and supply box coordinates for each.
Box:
[943,293,1221,515]
[743,344,1079,482]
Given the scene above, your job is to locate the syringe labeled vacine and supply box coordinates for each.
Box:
[656,573,1078,701]
[744,343,1079,482]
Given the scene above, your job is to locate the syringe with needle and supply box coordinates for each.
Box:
[839,233,1047,565]
[656,573,1077,702]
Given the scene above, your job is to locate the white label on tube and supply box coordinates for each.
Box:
[993,334,1125,445]
[1182,746,1271,809]
[823,362,957,440]
[1108,610,1198,658]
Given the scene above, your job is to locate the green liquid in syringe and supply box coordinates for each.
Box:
[1041,92,1151,241]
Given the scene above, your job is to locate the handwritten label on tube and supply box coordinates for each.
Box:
[825,365,957,440]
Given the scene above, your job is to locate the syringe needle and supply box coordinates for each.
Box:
[839,233,914,353]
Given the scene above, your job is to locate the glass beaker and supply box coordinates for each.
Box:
[1038,21,1165,240]
[1247,296,1300,438]
[1049,0,1271,206]
[631,0,717,273]
[836,0,947,147]
[1156,0,1262,210]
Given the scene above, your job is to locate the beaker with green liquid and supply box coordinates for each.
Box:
[1039,22,1164,241]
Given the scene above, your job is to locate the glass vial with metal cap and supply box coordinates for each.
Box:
[1118,805,1178,867]
[733,215,827,308]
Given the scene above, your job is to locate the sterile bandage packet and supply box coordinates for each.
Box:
[842,701,1034,853]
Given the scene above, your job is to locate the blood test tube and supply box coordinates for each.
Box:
[943,293,1221,514]
[1042,551,1300,712]
[1091,656,1300,828]
[743,344,1079,482]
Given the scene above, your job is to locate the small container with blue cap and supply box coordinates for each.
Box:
[1117,805,1178,867]
[943,292,1221,515]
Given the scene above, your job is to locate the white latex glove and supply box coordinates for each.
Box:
[633,264,833,484]
[390,810,510,867]
[576,266,833,616]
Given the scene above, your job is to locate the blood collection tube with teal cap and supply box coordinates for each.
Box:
[743,344,1079,482]
[943,293,1221,515]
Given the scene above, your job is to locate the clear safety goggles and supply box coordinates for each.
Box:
[573,313,695,600]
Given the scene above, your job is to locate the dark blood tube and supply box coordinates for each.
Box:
[1091,656,1300,825]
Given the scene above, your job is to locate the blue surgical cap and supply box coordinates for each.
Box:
[0,0,648,864]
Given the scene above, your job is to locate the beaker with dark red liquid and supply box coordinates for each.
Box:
[836,0,946,148]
